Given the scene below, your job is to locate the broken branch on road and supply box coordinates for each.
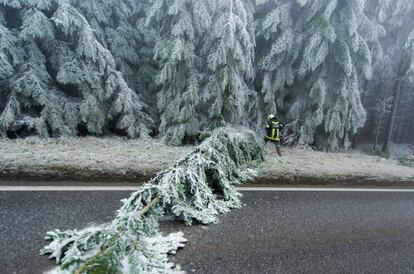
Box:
[41,127,264,273]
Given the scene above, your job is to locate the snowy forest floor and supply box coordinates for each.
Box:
[0,137,413,185]
[0,137,193,183]
[259,145,414,186]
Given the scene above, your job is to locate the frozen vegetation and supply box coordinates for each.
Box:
[0,0,411,272]
[261,145,414,184]
[1,136,412,184]
[0,136,193,181]
[33,129,411,273]
[41,128,263,273]
[358,143,414,168]
[0,0,412,152]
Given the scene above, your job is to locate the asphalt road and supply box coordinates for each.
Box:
[1,188,414,274]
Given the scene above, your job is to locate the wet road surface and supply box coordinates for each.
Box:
[1,187,414,273]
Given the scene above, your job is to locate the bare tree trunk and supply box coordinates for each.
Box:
[374,112,384,151]
[406,118,414,145]
[395,116,402,144]
[401,100,413,144]
[373,128,379,151]
[403,120,410,144]
[352,82,368,149]
[382,79,402,153]
[351,133,358,149]
[411,125,414,146]
[383,46,413,152]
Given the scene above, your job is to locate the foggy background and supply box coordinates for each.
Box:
[0,0,412,152]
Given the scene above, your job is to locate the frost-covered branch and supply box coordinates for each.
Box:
[41,127,263,273]
[0,1,153,138]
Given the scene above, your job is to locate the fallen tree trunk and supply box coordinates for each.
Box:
[41,127,263,273]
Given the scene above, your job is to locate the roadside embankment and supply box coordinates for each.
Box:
[0,137,192,183]
[252,146,414,186]
[1,137,413,185]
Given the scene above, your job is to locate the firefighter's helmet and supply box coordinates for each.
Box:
[268,114,277,121]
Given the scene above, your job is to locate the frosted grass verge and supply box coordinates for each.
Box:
[0,136,194,182]
[41,127,263,273]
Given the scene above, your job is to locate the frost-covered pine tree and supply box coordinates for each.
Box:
[0,11,24,134]
[74,0,160,122]
[255,0,297,118]
[53,3,153,137]
[202,0,256,131]
[1,0,412,147]
[297,0,375,151]
[0,1,153,138]
[0,1,78,137]
[146,0,213,145]
[255,0,376,151]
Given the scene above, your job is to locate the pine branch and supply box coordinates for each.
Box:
[140,196,161,216]
[74,196,161,274]
[42,127,263,273]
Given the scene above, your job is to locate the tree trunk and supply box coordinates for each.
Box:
[373,112,383,151]
[382,79,402,152]
[382,45,413,152]
[352,82,368,149]
[411,125,414,146]
[403,120,410,144]
[351,134,357,149]
[405,118,414,145]
[395,117,402,144]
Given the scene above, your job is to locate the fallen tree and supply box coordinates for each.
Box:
[41,127,263,273]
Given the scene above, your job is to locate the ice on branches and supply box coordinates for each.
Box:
[41,127,264,273]
[0,1,153,138]
[256,0,373,151]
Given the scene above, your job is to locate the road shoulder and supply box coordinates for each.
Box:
[1,137,413,185]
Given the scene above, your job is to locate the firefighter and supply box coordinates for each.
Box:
[264,114,283,156]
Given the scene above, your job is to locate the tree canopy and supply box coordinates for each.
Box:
[0,0,413,151]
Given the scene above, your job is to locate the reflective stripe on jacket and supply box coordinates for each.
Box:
[265,121,280,142]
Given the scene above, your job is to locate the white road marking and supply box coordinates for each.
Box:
[0,186,140,191]
[237,187,414,193]
[1,186,414,192]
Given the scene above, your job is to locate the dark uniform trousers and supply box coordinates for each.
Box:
[264,138,282,157]
[265,121,282,157]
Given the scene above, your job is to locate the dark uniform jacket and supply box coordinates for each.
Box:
[265,119,283,142]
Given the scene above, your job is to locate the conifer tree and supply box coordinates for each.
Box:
[0,1,153,137]
[146,0,212,145]
[0,12,24,134]
[256,0,375,151]
[76,0,161,125]
[255,0,296,117]
[0,0,413,148]
[0,1,75,137]
[203,0,256,130]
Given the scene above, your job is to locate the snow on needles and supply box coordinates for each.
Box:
[40,128,264,273]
